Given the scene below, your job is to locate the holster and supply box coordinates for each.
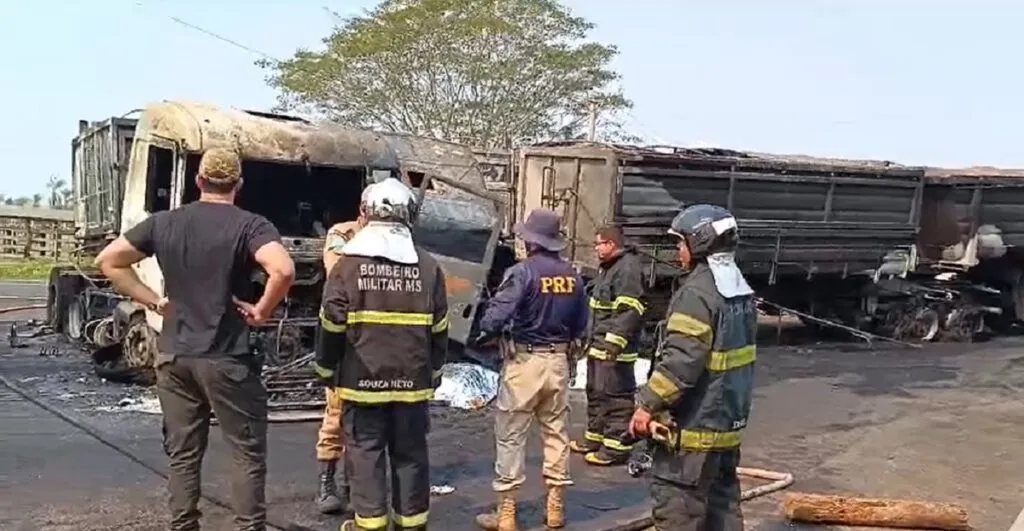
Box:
[497,333,516,361]
[566,339,583,385]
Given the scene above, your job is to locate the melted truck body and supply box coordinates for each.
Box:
[52,102,503,398]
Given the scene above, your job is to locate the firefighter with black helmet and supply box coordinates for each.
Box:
[628,204,757,531]
[314,178,448,531]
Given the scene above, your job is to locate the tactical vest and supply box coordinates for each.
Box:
[670,281,756,452]
[507,253,587,346]
[330,249,446,404]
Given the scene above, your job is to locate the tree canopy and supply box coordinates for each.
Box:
[260,0,633,148]
[0,175,73,209]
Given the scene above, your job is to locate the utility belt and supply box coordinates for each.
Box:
[520,342,571,354]
[499,336,573,358]
[499,337,582,383]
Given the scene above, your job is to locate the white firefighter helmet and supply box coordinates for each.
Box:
[361,178,417,227]
[344,178,419,264]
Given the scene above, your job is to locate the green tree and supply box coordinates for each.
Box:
[31,193,43,207]
[260,0,635,148]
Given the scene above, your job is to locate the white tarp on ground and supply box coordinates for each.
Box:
[433,362,500,410]
[435,358,654,409]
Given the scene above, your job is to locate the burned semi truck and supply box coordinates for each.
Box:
[48,101,503,397]
[505,142,1024,344]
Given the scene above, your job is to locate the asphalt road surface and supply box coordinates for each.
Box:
[0,280,47,322]
[0,280,46,299]
[2,277,1023,530]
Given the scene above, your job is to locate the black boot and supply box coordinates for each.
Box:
[315,460,346,514]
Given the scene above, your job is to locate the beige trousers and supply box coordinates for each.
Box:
[315,387,345,461]
[492,349,573,492]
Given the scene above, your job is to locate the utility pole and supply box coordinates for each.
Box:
[587,100,599,141]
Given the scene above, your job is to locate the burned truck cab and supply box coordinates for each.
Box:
[54,102,507,392]
[112,101,400,370]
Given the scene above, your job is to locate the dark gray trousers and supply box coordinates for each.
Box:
[650,448,744,531]
[344,401,431,531]
[155,354,268,531]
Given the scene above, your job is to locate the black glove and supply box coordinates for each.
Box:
[312,361,335,387]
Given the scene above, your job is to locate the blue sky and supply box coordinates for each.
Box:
[1,1,1021,198]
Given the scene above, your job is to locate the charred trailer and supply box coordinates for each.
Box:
[47,116,140,348]
[512,142,932,346]
[895,167,1024,339]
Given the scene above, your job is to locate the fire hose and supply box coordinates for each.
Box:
[0,304,46,315]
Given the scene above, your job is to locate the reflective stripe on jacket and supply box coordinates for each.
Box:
[637,262,756,452]
[587,249,646,362]
[315,248,448,404]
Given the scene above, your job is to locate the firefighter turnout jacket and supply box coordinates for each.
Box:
[314,249,449,404]
[588,247,646,363]
[637,262,756,453]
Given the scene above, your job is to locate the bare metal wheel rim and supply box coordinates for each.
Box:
[915,308,941,342]
[122,319,157,369]
[67,297,84,341]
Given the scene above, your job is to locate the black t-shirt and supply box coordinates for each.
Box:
[123,202,281,357]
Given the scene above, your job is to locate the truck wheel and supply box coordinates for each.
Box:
[122,314,158,370]
[942,307,985,342]
[66,296,86,341]
[894,307,940,342]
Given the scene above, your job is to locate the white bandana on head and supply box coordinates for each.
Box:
[706,252,753,298]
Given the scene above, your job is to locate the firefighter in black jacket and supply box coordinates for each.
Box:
[570,224,647,466]
[313,179,449,531]
[629,204,757,530]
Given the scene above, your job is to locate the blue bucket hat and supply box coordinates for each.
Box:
[514,208,566,252]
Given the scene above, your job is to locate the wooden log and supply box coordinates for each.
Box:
[783,492,971,531]
[1009,506,1024,531]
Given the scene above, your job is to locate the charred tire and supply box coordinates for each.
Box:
[122,313,158,373]
[942,308,986,342]
[47,268,80,332]
[66,295,86,342]
[894,307,941,342]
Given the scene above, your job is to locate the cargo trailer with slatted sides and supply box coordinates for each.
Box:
[507,141,1024,344]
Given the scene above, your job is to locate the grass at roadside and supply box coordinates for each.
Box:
[0,260,81,281]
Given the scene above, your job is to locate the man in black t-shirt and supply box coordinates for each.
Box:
[95,147,295,531]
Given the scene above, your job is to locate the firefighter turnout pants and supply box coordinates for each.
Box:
[650,447,744,531]
[343,401,430,530]
[155,354,268,531]
[583,357,638,458]
[316,387,344,461]
[493,348,573,491]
